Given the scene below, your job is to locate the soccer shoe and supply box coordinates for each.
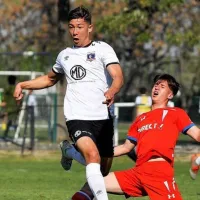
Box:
[60,140,73,171]
[189,154,199,180]
[71,191,92,200]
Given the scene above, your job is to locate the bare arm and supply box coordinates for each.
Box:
[186,126,200,142]
[0,102,6,107]
[114,139,135,157]
[13,70,62,101]
[104,64,124,106]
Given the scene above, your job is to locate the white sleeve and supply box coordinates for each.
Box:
[52,50,65,74]
[167,101,175,107]
[100,42,119,67]
[27,95,37,106]
[135,96,141,105]
[148,97,152,106]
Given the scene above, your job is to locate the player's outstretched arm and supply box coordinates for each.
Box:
[13,70,62,101]
[114,139,135,157]
[104,64,124,107]
[186,126,200,142]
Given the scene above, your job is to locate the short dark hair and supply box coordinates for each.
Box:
[8,75,17,85]
[139,87,147,94]
[153,74,180,96]
[68,6,91,24]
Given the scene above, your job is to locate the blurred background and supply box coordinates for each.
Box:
[0,0,200,153]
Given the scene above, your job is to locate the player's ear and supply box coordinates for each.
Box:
[168,92,173,100]
[88,24,93,33]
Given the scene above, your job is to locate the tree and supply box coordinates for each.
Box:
[76,0,200,109]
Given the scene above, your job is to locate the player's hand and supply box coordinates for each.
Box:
[103,89,115,107]
[13,83,24,102]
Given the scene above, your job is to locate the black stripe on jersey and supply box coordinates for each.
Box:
[84,41,93,47]
[52,68,62,74]
[106,62,119,68]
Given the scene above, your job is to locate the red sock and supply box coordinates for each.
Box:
[71,191,92,200]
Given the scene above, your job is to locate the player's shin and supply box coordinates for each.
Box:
[67,145,86,165]
[86,163,109,200]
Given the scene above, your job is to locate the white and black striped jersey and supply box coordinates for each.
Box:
[52,41,119,121]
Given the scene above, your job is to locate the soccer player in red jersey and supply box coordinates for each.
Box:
[103,74,200,200]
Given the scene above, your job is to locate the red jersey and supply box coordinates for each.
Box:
[128,107,194,166]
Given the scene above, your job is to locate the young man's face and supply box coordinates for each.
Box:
[151,79,173,103]
[68,18,93,47]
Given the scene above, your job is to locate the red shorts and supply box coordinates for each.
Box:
[114,161,182,200]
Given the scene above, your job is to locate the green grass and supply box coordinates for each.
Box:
[0,151,200,200]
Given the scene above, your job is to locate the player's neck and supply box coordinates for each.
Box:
[74,39,92,48]
[151,102,168,110]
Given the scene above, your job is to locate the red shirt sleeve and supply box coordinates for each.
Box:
[176,108,194,134]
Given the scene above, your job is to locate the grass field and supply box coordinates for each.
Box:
[0,151,200,200]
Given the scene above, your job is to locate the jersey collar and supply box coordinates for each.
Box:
[73,41,93,49]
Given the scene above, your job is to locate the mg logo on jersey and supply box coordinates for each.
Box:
[87,52,96,61]
[70,65,86,80]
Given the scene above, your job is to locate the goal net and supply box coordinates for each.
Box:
[0,71,57,148]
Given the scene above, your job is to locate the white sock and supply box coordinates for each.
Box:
[195,157,200,165]
[86,163,108,200]
[65,146,86,166]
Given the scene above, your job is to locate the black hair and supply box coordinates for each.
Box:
[153,74,180,96]
[139,87,147,94]
[8,75,17,85]
[68,6,91,24]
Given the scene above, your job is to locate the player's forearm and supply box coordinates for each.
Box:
[109,76,124,95]
[187,126,200,142]
[18,75,56,90]
[194,129,200,142]
[114,144,130,157]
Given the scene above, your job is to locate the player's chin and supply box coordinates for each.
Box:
[73,38,79,44]
[151,96,158,101]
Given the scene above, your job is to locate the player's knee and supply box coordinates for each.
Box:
[84,149,100,163]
